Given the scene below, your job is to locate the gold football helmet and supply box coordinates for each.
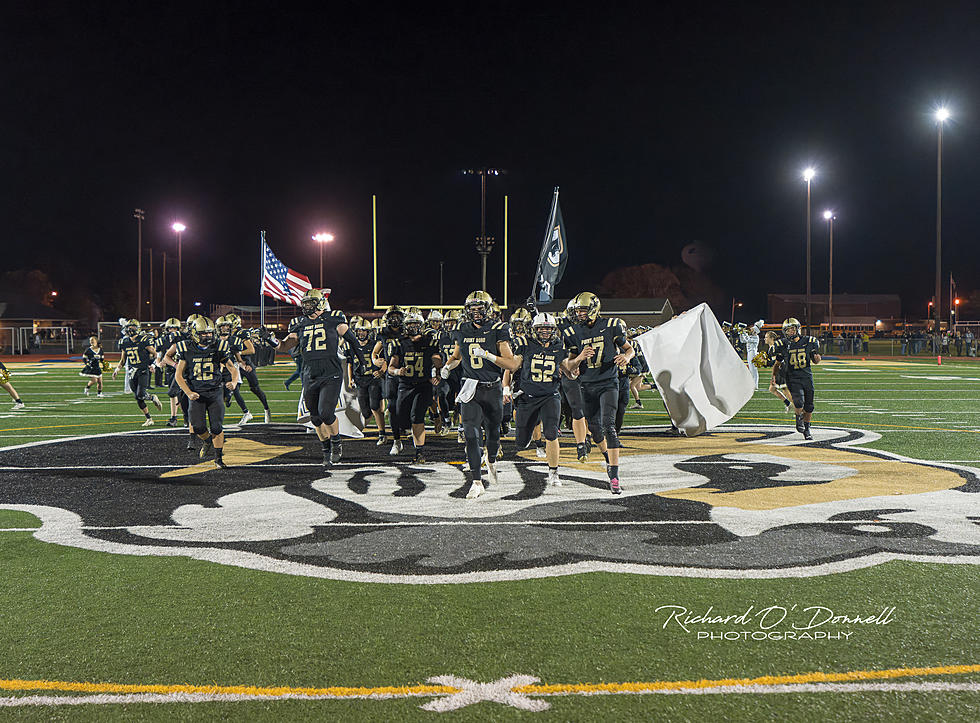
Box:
[301,288,329,315]
[383,305,404,331]
[185,313,203,332]
[124,318,141,337]
[190,317,216,345]
[371,317,382,330]
[354,318,373,341]
[163,317,182,330]
[0,366,10,385]
[225,313,242,330]
[215,315,233,336]
[571,291,601,325]
[404,311,425,336]
[464,291,493,324]
[782,317,801,338]
[509,307,532,335]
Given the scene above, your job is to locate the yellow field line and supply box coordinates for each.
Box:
[0,679,455,698]
[1,664,977,699]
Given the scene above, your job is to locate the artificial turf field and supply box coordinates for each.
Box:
[0,357,978,719]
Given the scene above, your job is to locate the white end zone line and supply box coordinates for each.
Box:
[0,681,977,710]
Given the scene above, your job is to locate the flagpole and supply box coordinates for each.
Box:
[372,194,379,309]
[531,187,560,300]
[259,230,266,328]
[503,195,508,308]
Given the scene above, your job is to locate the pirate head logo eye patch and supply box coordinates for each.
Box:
[1,425,978,582]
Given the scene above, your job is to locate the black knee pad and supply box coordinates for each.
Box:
[588,420,603,443]
[463,425,482,444]
[309,412,324,427]
[192,424,208,436]
[601,423,621,449]
[543,429,558,441]
[321,411,337,426]
[209,422,223,436]
[803,402,815,414]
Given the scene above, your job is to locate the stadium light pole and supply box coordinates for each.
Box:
[312,232,335,289]
[823,210,836,337]
[463,167,504,291]
[172,222,186,319]
[802,168,815,333]
[134,209,145,320]
[730,299,742,324]
[934,107,950,337]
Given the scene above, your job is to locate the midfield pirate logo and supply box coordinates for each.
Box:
[1,425,978,582]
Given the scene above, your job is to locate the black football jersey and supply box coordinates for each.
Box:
[452,320,511,382]
[509,333,528,390]
[563,317,628,384]
[772,335,820,381]
[294,310,348,376]
[175,339,233,393]
[348,338,382,381]
[518,338,565,397]
[118,334,154,371]
[392,333,440,386]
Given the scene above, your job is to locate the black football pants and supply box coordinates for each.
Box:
[461,383,503,475]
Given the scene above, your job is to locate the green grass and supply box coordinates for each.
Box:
[0,358,978,718]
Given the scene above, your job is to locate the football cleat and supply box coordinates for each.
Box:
[199,438,214,459]
[240,411,253,426]
[457,428,465,444]
[142,418,154,427]
[166,416,178,427]
[413,450,426,464]
[548,469,562,487]
[322,448,332,467]
[11,401,24,410]
[97,392,105,398]
[576,443,589,463]
[83,387,90,396]
[485,460,498,488]
[629,401,643,409]
[535,444,547,459]
[186,438,196,451]
[465,480,485,499]
[784,399,793,414]
[264,410,271,424]
[389,439,403,456]
[151,395,163,411]
[500,421,510,436]
[803,422,813,441]
[609,477,622,495]
[330,441,343,463]
[795,415,805,434]
[214,451,227,469]
[376,433,387,446]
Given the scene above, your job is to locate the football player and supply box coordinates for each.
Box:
[373,305,405,454]
[626,328,653,409]
[563,292,634,494]
[162,315,201,446]
[112,319,163,426]
[426,310,453,435]
[174,317,239,468]
[279,289,365,466]
[771,318,821,439]
[440,291,515,499]
[502,308,533,436]
[388,311,442,463]
[348,318,386,444]
[226,314,272,423]
[156,317,184,425]
[81,336,105,397]
[497,313,576,486]
[0,362,24,409]
[558,298,590,456]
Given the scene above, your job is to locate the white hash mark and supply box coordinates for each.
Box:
[421,674,549,712]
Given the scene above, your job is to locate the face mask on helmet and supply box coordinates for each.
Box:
[467,302,488,324]
[534,324,556,342]
[355,328,370,341]
[197,331,214,344]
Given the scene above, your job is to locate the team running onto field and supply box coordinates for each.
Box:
[1,292,820,496]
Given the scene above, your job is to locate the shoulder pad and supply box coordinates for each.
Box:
[492,322,503,330]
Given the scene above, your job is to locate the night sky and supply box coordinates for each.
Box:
[4,2,979,321]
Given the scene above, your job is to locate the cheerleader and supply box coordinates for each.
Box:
[0,362,24,409]
[80,336,106,397]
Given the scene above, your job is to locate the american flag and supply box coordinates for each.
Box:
[261,241,314,306]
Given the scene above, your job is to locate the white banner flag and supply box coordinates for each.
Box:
[295,375,365,439]
[635,302,754,436]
